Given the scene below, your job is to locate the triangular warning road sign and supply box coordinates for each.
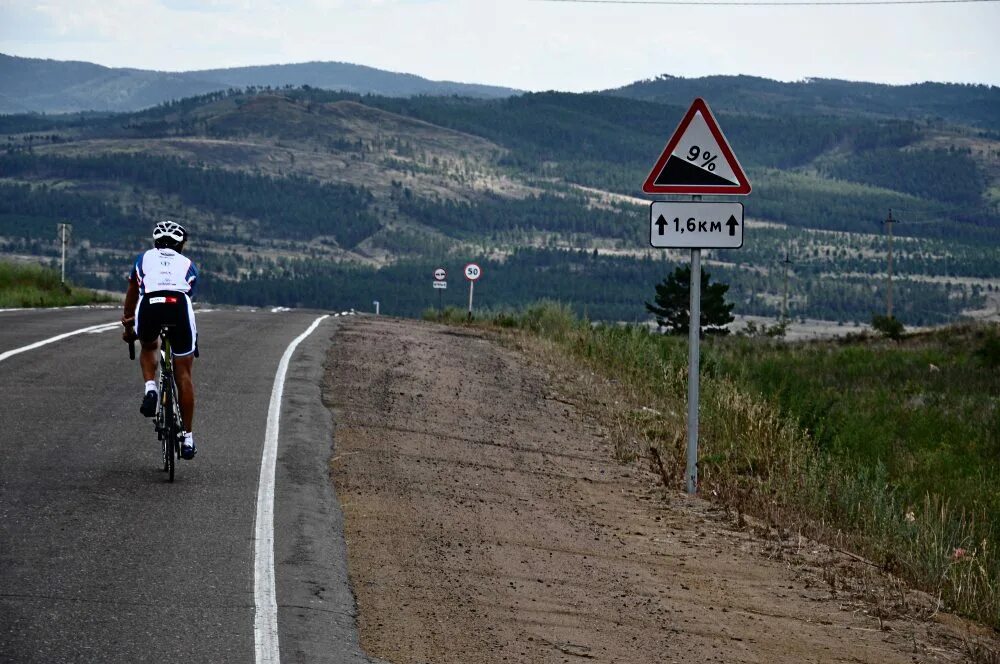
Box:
[642,98,751,195]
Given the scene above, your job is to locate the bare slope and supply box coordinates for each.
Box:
[22,94,536,266]
[33,95,519,200]
[326,316,993,664]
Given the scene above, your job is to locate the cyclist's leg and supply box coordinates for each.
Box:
[135,294,164,380]
[139,339,159,383]
[169,294,197,435]
[135,295,163,416]
[174,355,195,433]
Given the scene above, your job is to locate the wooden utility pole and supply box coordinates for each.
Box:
[781,244,793,321]
[884,210,897,318]
[56,223,72,284]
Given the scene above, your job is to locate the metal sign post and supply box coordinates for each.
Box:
[57,223,72,284]
[464,263,482,320]
[433,267,448,316]
[686,247,701,494]
[642,98,751,495]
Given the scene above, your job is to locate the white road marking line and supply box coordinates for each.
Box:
[254,314,329,664]
[0,304,117,314]
[0,309,216,362]
[0,322,119,363]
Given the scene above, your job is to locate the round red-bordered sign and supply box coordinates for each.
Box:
[464,263,482,281]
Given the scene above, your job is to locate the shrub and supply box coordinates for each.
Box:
[872,314,905,340]
[974,330,1000,369]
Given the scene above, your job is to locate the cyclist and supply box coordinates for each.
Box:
[121,221,199,460]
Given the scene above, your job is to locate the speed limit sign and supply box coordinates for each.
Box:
[464,263,482,281]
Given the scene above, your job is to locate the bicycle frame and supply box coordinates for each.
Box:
[127,323,185,482]
[155,328,182,482]
[160,334,174,374]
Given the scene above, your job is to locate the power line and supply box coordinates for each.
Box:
[535,0,997,6]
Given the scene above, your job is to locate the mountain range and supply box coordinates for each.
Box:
[1,56,998,326]
[5,53,1000,130]
[0,54,519,114]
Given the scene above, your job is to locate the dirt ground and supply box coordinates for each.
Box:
[325,316,995,664]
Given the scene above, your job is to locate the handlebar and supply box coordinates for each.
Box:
[122,317,136,360]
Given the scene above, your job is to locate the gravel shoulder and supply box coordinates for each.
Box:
[325,316,992,664]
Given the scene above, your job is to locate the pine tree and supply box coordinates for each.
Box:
[645,266,735,336]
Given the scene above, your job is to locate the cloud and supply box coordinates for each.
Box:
[158,0,244,12]
[1,0,998,88]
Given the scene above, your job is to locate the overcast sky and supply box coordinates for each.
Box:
[2,0,998,91]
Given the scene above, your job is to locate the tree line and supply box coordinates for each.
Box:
[0,153,380,247]
[73,247,977,326]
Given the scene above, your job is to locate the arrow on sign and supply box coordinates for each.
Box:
[726,215,739,237]
[655,215,668,236]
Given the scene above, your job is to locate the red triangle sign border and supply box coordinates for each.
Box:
[641,98,751,196]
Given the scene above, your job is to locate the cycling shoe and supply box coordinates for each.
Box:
[140,390,157,417]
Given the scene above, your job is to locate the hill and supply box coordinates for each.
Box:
[0,54,518,114]
[1,84,998,325]
[606,74,1000,131]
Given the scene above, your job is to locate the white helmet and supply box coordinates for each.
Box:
[153,220,187,244]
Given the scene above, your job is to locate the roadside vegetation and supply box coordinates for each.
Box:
[0,260,114,307]
[428,302,1000,630]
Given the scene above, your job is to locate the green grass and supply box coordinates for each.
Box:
[704,326,1000,629]
[712,328,1000,518]
[449,303,1000,629]
[0,261,114,308]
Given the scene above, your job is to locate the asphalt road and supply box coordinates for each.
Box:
[0,307,378,664]
[0,305,119,352]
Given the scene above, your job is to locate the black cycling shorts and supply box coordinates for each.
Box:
[134,291,198,357]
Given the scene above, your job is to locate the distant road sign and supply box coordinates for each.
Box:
[433,281,447,289]
[464,263,482,281]
[434,268,447,281]
[642,98,751,196]
[650,201,744,249]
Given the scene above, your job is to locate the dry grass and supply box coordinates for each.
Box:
[445,303,1000,633]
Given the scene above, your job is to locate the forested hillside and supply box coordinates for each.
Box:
[607,75,1000,131]
[2,82,998,325]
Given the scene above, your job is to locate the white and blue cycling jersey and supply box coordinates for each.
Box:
[130,248,200,356]
[130,248,198,298]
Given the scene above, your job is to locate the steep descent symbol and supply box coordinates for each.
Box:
[642,98,751,195]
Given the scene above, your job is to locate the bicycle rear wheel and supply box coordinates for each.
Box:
[156,387,168,472]
[163,382,176,482]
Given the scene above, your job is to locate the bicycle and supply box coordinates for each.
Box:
[128,325,183,482]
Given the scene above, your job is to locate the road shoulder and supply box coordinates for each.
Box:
[274,315,384,664]
[326,316,988,664]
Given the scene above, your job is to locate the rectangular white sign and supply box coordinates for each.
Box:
[649,201,744,249]
[433,281,447,289]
